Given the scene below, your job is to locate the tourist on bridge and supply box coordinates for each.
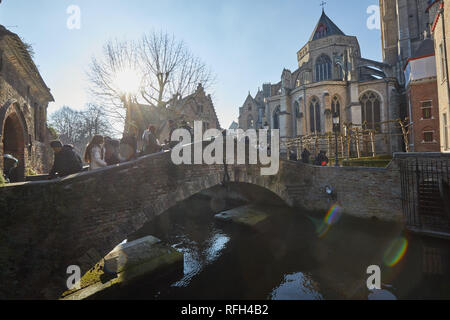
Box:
[120,130,138,161]
[142,125,161,155]
[84,135,108,171]
[301,148,311,164]
[49,141,83,179]
[314,150,329,167]
[3,154,19,183]
[104,137,124,166]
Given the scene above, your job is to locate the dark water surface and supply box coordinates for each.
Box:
[94,195,450,300]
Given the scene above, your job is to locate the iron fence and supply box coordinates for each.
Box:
[400,158,450,235]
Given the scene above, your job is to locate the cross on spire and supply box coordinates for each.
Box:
[320,1,327,12]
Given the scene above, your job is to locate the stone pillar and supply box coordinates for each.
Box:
[279,95,292,138]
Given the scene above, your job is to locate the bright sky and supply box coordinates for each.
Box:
[0,0,382,129]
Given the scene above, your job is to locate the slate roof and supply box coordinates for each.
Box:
[413,38,435,58]
[309,10,345,42]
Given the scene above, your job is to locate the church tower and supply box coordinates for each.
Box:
[380,0,433,84]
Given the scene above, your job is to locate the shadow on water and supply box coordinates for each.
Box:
[91,193,450,300]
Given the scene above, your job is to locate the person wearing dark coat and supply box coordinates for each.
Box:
[49,141,83,179]
[301,148,311,164]
[314,151,329,167]
[104,138,124,166]
[3,154,19,183]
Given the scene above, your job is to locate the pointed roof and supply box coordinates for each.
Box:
[309,10,345,42]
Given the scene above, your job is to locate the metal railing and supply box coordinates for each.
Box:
[399,157,450,235]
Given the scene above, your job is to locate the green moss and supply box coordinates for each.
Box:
[343,159,391,168]
[61,245,183,300]
[25,168,38,176]
[0,175,5,187]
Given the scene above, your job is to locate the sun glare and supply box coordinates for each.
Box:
[113,68,141,95]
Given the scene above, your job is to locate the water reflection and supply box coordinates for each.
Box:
[270,272,323,300]
[96,194,450,300]
[172,231,230,288]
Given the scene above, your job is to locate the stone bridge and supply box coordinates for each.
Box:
[0,149,404,299]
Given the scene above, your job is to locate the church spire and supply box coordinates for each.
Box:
[309,9,345,42]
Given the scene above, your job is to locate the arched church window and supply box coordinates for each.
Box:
[273,106,280,130]
[309,97,321,133]
[294,101,300,118]
[331,96,341,132]
[360,92,381,132]
[247,115,254,129]
[315,55,332,82]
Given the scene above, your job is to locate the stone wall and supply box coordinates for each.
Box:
[0,33,53,177]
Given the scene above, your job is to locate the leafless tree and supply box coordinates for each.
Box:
[48,104,114,156]
[87,31,215,130]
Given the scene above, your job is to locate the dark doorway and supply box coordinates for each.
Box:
[3,113,26,181]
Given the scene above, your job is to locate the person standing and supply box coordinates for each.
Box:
[120,131,138,161]
[104,137,124,166]
[84,135,107,170]
[49,141,83,179]
[142,125,161,155]
[301,148,311,164]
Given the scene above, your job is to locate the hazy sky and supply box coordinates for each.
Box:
[0,0,382,128]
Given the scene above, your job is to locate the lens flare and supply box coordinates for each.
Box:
[325,204,343,226]
[383,237,408,267]
[308,204,344,238]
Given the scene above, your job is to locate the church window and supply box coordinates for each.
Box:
[440,43,447,81]
[315,55,332,82]
[360,92,381,132]
[294,101,300,118]
[247,115,254,129]
[309,97,321,133]
[316,23,328,39]
[273,106,280,130]
[443,113,449,150]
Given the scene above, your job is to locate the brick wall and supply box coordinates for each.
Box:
[407,79,441,152]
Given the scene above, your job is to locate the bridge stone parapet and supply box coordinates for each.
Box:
[0,150,405,299]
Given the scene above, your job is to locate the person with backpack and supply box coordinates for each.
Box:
[314,150,329,167]
[104,137,124,166]
[49,141,83,179]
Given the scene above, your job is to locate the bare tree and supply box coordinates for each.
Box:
[48,104,114,156]
[87,31,215,130]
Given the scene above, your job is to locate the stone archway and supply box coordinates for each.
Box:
[1,103,28,182]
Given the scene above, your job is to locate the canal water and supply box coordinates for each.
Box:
[92,193,450,300]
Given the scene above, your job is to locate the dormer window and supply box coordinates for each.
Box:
[316,23,328,39]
